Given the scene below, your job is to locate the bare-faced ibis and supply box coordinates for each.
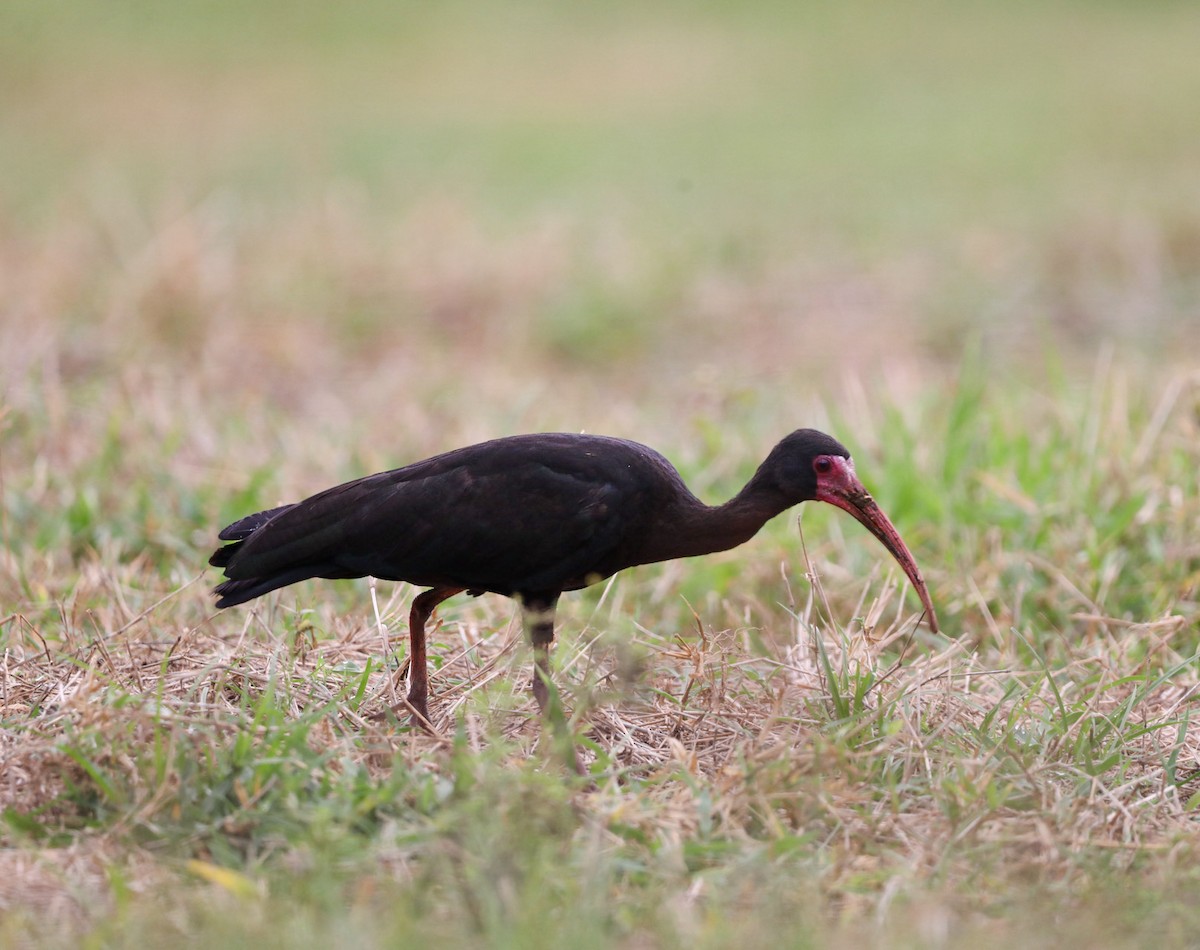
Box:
[210,429,937,723]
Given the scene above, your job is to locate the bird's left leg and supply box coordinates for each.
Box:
[523,593,561,713]
[403,585,464,727]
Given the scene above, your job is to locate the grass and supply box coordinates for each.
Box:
[4,0,1200,946]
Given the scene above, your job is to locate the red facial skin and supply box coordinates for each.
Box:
[813,455,939,633]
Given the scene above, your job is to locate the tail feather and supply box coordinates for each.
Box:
[213,567,325,608]
[209,542,239,569]
[218,504,295,541]
[209,505,296,569]
[211,503,319,605]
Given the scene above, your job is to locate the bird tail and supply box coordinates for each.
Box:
[210,504,315,607]
[209,504,294,569]
[212,567,326,608]
[215,505,295,543]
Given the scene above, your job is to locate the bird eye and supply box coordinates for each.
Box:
[814,457,833,475]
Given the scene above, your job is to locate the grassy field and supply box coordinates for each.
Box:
[3,1,1200,946]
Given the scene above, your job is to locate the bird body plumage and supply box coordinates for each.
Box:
[214,433,712,605]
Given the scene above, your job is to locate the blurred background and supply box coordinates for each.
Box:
[2,0,1199,611]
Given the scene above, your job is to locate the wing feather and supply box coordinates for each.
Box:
[213,434,668,597]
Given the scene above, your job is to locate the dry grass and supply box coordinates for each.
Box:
[3,513,1199,944]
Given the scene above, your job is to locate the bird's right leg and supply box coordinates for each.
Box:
[404,585,463,727]
[523,594,584,775]
[524,594,561,713]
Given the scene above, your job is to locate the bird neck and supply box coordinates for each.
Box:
[642,476,791,563]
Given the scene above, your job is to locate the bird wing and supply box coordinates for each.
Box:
[220,442,653,595]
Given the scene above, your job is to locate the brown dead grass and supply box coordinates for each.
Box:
[3,558,1197,935]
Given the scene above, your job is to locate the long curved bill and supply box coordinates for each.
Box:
[816,458,939,633]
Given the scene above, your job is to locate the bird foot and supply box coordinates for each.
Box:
[403,697,437,734]
[369,694,437,734]
[531,671,586,776]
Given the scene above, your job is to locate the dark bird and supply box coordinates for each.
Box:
[210,429,938,723]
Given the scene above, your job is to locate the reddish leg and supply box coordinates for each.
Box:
[405,586,463,726]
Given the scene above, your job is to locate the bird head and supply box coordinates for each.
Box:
[770,429,939,633]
